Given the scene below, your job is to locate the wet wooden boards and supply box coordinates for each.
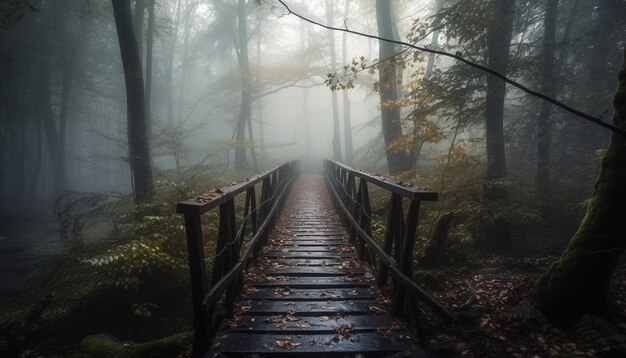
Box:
[206,176,422,357]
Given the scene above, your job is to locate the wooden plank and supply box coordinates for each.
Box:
[234,300,388,315]
[240,288,378,301]
[268,241,345,246]
[253,267,365,276]
[224,314,407,334]
[211,332,413,356]
[263,251,356,259]
[248,276,372,289]
[257,259,346,266]
[262,246,354,252]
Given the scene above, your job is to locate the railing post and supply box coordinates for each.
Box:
[391,199,421,317]
[225,199,241,315]
[181,210,209,358]
[357,180,372,261]
[259,177,271,223]
[377,193,403,287]
[272,171,278,197]
[248,186,258,234]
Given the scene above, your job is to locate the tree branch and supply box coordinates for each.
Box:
[252,79,324,101]
[277,0,625,137]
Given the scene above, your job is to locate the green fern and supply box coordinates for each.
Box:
[575,315,617,342]
[503,304,546,325]
[574,315,626,353]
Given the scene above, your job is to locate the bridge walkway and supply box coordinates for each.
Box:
[207,175,423,357]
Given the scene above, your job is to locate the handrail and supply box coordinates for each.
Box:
[177,160,299,358]
[329,160,438,201]
[323,159,454,327]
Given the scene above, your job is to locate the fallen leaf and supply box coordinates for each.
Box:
[276,340,302,350]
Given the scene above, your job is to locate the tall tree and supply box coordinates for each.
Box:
[424,0,442,80]
[145,0,155,135]
[326,0,342,162]
[533,48,626,326]
[233,0,257,171]
[375,0,410,174]
[341,0,353,165]
[111,0,154,203]
[133,0,146,56]
[484,0,515,183]
[535,0,558,215]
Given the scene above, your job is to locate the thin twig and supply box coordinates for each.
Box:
[276,0,625,137]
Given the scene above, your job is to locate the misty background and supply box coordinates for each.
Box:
[1,0,625,356]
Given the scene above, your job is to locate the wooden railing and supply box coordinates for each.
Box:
[323,159,454,329]
[177,160,299,357]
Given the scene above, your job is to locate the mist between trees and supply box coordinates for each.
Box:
[1,0,626,356]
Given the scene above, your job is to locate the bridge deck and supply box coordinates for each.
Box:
[207,176,423,357]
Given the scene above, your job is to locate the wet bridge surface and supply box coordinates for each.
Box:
[207,176,422,357]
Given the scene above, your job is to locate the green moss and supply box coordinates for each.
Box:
[81,332,192,358]
[477,266,500,274]
[532,49,626,327]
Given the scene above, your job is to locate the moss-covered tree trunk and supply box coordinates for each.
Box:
[533,48,626,326]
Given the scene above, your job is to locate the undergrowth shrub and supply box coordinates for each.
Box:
[49,166,226,312]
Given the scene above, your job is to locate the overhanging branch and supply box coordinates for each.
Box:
[277,0,626,137]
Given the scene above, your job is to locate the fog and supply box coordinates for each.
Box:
[1,0,625,356]
[2,0,619,203]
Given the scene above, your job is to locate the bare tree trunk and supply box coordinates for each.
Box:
[299,21,311,158]
[145,0,155,136]
[234,0,252,171]
[112,0,155,203]
[424,0,443,80]
[29,112,43,201]
[177,0,193,122]
[326,0,342,162]
[133,0,146,57]
[38,69,63,197]
[57,39,80,194]
[484,0,515,183]
[256,27,266,164]
[166,0,182,123]
[535,0,558,217]
[247,110,259,170]
[342,0,353,164]
[375,0,410,174]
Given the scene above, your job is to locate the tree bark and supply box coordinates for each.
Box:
[485,0,515,181]
[533,48,626,326]
[38,69,64,197]
[376,0,410,174]
[145,0,155,136]
[326,0,342,162]
[424,0,442,80]
[234,0,253,171]
[535,0,558,216]
[176,1,193,123]
[166,0,182,123]
[112,0,155,203]
[133,0,146,57]
[342,0,353,165]
[257,24,266,163]
[300,21,311,158]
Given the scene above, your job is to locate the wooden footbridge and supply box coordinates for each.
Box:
[177,160,454,357]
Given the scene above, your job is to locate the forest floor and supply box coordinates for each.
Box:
[1,181,625,357]
[425,256,626,357]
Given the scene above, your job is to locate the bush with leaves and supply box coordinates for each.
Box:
[78,167,222,293]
